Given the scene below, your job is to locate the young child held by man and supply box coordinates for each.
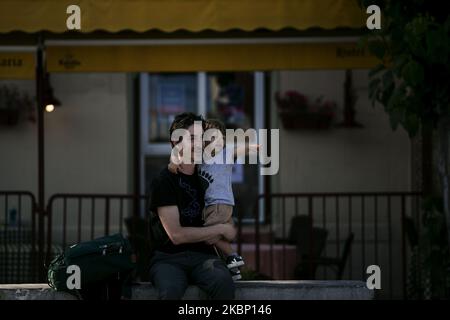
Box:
[168,119,258,280]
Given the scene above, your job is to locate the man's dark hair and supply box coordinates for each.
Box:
[169,112,205,145]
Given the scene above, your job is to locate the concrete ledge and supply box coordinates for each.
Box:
[0,281,374,300]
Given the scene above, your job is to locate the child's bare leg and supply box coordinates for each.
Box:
[214,239,233,256]
[215,238,245,272]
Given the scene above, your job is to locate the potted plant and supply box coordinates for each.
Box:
[275,90,336,130]
[0,85,35,126]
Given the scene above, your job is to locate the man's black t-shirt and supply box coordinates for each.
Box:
[149,167,215,255]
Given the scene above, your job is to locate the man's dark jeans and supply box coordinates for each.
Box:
[149,250,235,300]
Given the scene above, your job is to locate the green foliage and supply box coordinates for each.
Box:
[408,197,450,299]
[361,1,450,299]
[360,0,450,137]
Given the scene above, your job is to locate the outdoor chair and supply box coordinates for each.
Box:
[276,215,329,279]
[292,226,329,279]
[296,232,354,280]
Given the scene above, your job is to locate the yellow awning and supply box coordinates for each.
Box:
[0,42,377,79]
[0,0,366,33]
[0,52,35,79]
[47,42,377,72]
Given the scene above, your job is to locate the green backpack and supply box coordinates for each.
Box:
[47,233,135,298]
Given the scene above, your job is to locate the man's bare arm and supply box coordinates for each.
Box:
[158,206,236,245]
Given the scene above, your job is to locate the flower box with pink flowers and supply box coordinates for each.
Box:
[275,90,336,130]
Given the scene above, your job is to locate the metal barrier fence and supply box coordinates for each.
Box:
[2,191,422,299]
[45,193,148,265]
[237,192,422,299]
[0,191,39,283]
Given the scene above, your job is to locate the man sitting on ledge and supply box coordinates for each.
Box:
[148,112,236,300]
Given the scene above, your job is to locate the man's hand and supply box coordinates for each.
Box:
[168,162,179,174]
[158,206,230,245]
[169,143,182,174]
[205,224,236,244]
[219,223,237,242]
[205,235,222,245]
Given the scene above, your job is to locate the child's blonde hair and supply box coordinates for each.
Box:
[205,119,226,137]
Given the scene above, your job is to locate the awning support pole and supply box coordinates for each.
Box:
[36,33,46,281]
